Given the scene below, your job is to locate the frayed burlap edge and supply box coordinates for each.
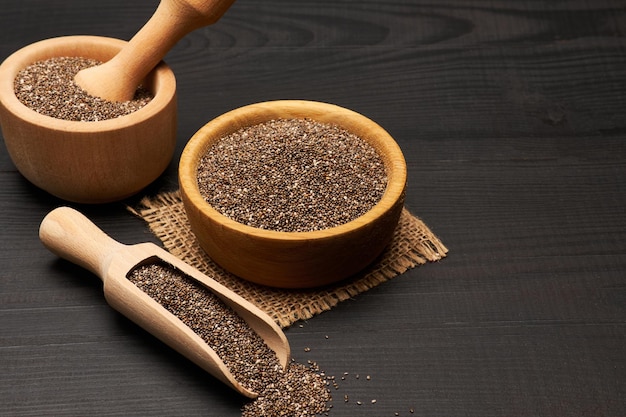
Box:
[129,190,447,328]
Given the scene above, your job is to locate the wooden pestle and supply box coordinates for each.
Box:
[74,0,236,102]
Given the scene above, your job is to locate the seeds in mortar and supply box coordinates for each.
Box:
[14,56,152,121]
[197,118,388,232]
[127,262,331,416]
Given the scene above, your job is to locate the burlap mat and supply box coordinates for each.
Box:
[130,191,447,328]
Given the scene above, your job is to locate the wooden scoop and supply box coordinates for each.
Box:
[74,0,236,102]
[39,206,289,398]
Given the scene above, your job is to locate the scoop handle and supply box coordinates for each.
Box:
[39,207,125,280]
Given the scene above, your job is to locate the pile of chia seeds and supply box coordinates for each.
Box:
[127,262,332,416]
[197,118,388,232]
[14,56,152,121]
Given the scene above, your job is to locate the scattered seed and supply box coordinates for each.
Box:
[241,362,332,416]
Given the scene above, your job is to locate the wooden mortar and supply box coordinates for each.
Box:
[0,36,177,204]
[179,100,407,289]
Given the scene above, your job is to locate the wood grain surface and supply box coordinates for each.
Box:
[1,0,625,416]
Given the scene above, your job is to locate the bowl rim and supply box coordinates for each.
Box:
[179,100,407,242]
[0,35,176,132]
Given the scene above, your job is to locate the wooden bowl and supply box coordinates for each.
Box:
[0,36,177,204]
[179,100,407,288]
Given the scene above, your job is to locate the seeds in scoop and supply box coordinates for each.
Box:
[197,118,387,232]
[127,262,331,416]
[14,56,152,121]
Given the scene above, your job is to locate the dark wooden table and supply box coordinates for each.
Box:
[2,1,625,416]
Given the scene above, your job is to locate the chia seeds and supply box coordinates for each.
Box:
[197,118,387,232]
[14,56,152,121]
[241,360,331,417]
[127,262,332,416]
